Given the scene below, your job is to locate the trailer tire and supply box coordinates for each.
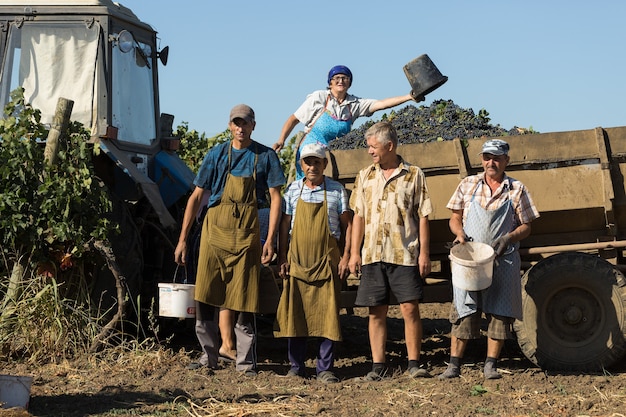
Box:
[514,252,626,371]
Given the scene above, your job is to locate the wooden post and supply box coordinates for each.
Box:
[453,137,470,179]
[43,97,74,165]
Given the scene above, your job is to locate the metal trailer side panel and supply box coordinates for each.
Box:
[327,126,626,261]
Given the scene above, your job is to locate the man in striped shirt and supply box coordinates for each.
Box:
[274,143,352,383]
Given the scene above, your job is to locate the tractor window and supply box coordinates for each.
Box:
[111,33,156,146]
[0,22,99,131]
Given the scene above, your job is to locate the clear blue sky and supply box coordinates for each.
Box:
[124,0,626,147]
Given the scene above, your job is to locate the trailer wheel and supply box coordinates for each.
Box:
[514,252,626,371]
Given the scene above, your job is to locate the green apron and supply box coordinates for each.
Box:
[274,180,342,341]
[195,144,261,313]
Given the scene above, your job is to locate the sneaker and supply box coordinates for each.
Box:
[186,362,215,375]
[362,370,385,382]
[286,369,306,378]
[317,371,339,384]
[438,365,460,379]
[483,368,502,380]
[407,366,432,378]
[186,362,203,370]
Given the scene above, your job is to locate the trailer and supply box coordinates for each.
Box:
[324,126,626,371]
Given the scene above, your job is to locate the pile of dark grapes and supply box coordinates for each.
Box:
[328,99,533,150]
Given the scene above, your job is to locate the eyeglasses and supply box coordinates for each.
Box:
[331,75,350,83]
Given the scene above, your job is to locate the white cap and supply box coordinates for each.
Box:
[300,143,327,159]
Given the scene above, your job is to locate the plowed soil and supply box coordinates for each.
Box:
[3,302,626,417]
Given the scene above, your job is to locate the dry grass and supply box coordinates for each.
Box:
[3,304,626,416]
[182,394,320,417]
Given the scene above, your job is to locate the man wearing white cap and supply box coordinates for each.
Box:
[440,138,539,379]
[274,142,352,384]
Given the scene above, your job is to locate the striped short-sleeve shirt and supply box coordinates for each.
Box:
[283,177,350,240]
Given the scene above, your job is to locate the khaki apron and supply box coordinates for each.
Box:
[274,181,342,341]
[195,144,261,313]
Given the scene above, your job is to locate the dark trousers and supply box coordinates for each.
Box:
[288,337,335,375]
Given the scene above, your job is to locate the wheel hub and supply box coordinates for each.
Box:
[563,305,584,325]
[545,287,601,345]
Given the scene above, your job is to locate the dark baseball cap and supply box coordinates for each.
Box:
[229,104,255,123]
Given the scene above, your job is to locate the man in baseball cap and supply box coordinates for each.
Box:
[274,139,351,384]
[229,104,255,123]
[299,143,327,160]
[441,136,539,380]
[480,139,510,156]
[175,102,285,377]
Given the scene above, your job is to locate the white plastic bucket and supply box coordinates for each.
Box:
[158,283,196,318]
[449,241,495,291]
[0,374,33,409]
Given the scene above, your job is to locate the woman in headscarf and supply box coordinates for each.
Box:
[273,65,422,180]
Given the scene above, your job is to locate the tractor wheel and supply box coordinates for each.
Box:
[514,252,626,371]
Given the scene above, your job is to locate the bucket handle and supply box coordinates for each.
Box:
[445,235,473,249]
[174,264,188,284]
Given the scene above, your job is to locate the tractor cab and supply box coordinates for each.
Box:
[0,0,194,227]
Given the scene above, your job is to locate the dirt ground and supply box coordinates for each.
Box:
[3,302,626,417]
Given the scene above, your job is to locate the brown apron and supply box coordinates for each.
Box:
[195,144,261,313]
[274,180,342,341]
